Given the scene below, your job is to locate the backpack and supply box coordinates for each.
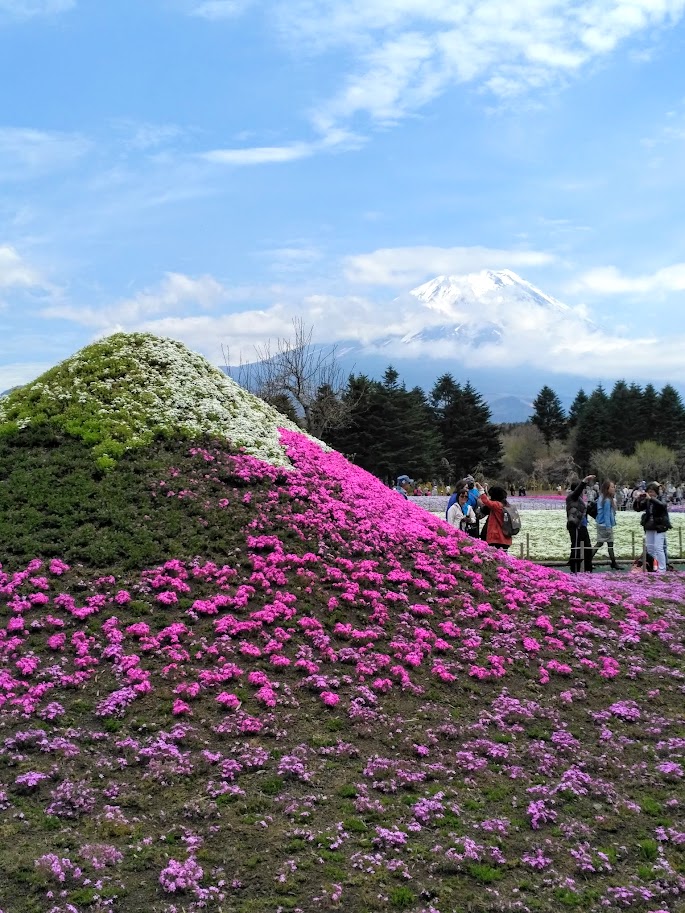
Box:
[586,499,598,520]
[501,503,521,537]
[566,501,583,528]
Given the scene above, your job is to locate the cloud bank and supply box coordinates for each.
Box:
[38,260,685,385]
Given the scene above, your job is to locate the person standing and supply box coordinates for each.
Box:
[592,480,620,569]
[476,484,512,551]
[640,482,671,573]
[566,475,595,572]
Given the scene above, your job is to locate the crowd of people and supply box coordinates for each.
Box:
[395,471,675,574]
[585,481,684,511]
[564,476,672,573]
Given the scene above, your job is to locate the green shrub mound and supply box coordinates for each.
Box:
[0,427,270,571]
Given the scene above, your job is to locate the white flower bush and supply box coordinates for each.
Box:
[0,333,325,468]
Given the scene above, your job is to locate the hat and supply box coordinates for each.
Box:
[464,474,475,483]
[397,475,414,485]
[646,481,661,493]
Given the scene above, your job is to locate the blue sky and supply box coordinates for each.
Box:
[2,0,685,390]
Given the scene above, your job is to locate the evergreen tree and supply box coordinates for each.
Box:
[324,374,384,473]
[430,373,462,478]
[430,376,502,479]
[623,383,645,453]
[607,380,635,455]
[329,368,442,484]
[531,385,567,446]
[642,383,659,425]
[457,382,503,478]
[567,389,588,430]
[656,384,685,450]
[372,367,406,480]
[402,386,442,481]
[573,385,611,472]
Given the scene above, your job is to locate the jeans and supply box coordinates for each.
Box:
[645,531,667,573]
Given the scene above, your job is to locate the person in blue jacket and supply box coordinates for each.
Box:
[395,474,413,499]
[592,479,620,569]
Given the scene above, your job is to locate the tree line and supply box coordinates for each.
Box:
[231,320,685,485]
[526,381,685,485]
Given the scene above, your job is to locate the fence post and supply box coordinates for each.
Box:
[631,531,635,559]
[520,541,524,559]
[680,527,683,559]
[526,533,530,560]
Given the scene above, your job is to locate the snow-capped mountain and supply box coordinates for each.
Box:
[375,269,586,350]
[332,269,601,421]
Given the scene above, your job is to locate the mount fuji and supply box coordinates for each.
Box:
[334,269,600,422]
[375,269,589,350]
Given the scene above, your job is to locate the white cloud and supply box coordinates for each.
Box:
[344,245,556,286]
[274,0,685,131]
[0,361,53,391]
[182,1,685,165]
[91,283,685,384]
[0,127,90,181]
[33,263,685,383]
[201,142,315,166]
[190,0,252,18]
[113,120,186,151]
[199,124,363,166]
[0,0,74,21]
[572,263,685,295]
[0,245,44,289]
[42,272,230,328]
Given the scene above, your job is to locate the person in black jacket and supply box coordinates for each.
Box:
[566,475,595,572]
[638,482,670,573]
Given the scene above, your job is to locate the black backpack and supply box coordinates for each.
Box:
[501,503,521,537]
[586,500,598,520]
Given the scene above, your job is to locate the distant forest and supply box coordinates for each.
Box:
[234,323,685,486]
[317,371,685,486]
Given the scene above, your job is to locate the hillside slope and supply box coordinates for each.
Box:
[0,334,683,913]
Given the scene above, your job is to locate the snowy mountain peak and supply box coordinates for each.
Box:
[410,269,571,317]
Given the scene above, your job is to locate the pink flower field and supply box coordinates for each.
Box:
[1,428,685,913]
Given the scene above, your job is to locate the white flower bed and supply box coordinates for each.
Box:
[509,510,685,561]
[417,498,685,562]
[0,333,328,467]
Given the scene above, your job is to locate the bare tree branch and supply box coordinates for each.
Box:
[222,319,357,437]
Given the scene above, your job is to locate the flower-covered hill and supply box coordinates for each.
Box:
[0,335,684,913]
[0,332,310,470]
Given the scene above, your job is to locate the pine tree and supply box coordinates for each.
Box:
[324,374,384,474]
[607,380,635,455]
[430,376,502,480]
[642,383,659,424]
[656,384,685,450]
[623,383,645,453]
[531,385,567,446]
[403,386,442,481]
[567,389,588,430]
[457,382,503,478]
[430,373,462,478]
[574,385,611,472]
